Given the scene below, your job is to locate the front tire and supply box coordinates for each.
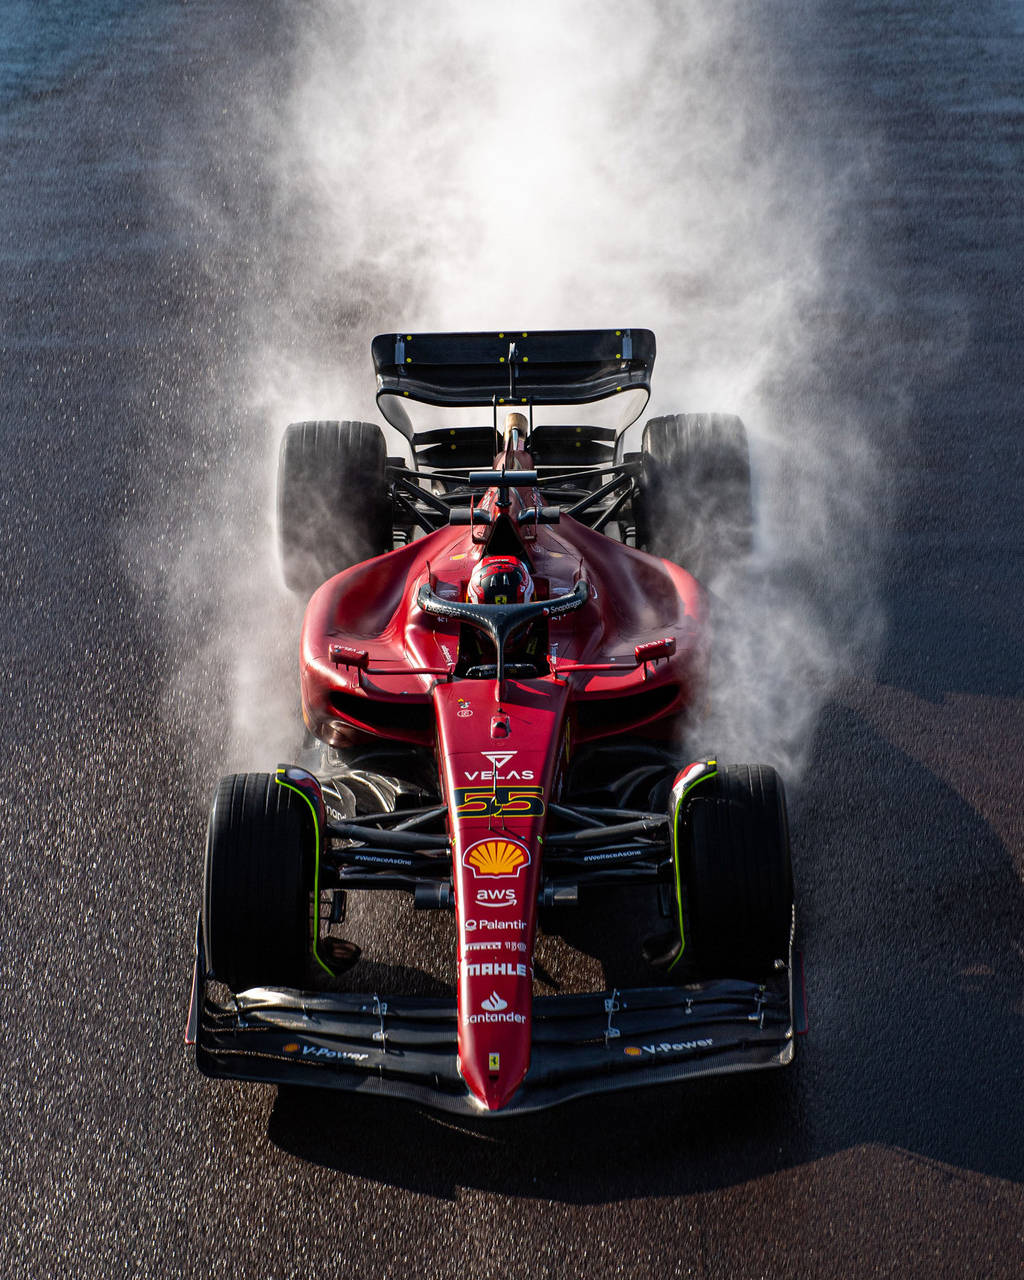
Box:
[202,773,313,992]
[683,763,793,976]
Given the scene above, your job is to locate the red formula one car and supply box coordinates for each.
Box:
[188,329,801,1115]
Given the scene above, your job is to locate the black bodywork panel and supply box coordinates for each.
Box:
[372,329,656,417]
[190,919,799,1118]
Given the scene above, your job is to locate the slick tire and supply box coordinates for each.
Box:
[203,773,313,992]
[277,419,393,597]
[684,764,793,976]
[637,413,753,582]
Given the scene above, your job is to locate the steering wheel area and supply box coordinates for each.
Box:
[416,580,589,683]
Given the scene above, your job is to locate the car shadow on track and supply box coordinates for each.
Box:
[267,702,1024,1199]
[267,1066,804,1202]
[793,700,1024,1186]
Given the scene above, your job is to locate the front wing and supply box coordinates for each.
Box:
[188,922,802,1116]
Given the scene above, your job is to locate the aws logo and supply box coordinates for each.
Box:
[476,887,517,908]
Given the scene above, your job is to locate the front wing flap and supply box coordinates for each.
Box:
[192,935,796,1116]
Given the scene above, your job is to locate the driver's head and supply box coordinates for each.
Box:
[467,556,535,605]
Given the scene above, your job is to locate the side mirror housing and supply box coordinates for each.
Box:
[634,637,676,664]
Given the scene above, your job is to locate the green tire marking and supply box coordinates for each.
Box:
[275,770,335,978]
[666,761,718,973]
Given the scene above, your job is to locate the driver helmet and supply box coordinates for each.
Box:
[467,556,535,605]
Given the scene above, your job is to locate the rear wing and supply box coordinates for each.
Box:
[372,328,655,437]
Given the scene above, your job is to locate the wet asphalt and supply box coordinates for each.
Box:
[2,2,1023,1277]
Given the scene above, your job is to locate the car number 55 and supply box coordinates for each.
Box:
[454,786,545,817]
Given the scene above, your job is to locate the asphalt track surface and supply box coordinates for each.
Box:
[2,3,1023,1278]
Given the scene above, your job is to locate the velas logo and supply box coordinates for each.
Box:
[481,991,508,1012]
[463,749,536,782]
[464,837,531,878]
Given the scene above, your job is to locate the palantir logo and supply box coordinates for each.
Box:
[481,991,508,1013]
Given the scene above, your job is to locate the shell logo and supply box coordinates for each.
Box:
[624,1046,643,1057]
[464,837,531,878]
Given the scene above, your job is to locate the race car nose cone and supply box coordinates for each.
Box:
[461,1040,530,1112]
[483,1074,523,1111]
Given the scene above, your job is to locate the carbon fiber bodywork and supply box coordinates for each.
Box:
[190,921,801,1117]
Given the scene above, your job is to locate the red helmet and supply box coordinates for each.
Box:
[467,556,535,605]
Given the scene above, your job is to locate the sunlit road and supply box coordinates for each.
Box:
[2,2,1022,1277]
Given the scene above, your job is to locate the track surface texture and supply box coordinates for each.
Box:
[2,3,1023,1278]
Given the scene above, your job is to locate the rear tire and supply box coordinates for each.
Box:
[684,764,793,976]
[277,419,393,597]
[203,773,313,992]
[638,413,753,582]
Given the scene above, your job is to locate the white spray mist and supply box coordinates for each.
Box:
[153,0,895,779]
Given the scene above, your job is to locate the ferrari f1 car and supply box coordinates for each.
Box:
[188,329,802,1115]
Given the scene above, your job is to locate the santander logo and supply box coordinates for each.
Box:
[468,990,526,1025]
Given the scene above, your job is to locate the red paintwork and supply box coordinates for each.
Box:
[299,444,709,1110]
